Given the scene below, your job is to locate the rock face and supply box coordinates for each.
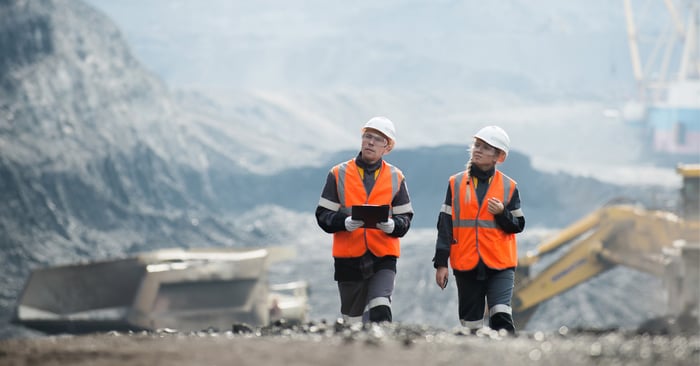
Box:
[0,0,257,327]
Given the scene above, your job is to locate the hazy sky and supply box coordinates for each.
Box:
[79,0,688,185]
[81,0,676,99]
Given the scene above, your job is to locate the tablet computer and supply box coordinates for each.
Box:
[351,204,390,228]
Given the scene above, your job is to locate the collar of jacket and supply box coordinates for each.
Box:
[470,164,495,181]
[355,152,383,173]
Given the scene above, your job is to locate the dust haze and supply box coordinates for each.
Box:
[85,0,677,185]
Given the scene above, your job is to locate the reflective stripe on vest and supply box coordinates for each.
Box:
[332,159,402,258]
[449,170,517,270]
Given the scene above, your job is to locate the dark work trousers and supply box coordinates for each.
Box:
[337,269,395,323]
[454,264,516,333]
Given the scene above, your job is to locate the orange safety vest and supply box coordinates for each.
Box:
[449,170,517,270]
[332,158,403,258]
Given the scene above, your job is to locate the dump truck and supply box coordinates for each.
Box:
[12,247,309,334]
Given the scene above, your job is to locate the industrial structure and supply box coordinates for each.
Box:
[621,0,700,162]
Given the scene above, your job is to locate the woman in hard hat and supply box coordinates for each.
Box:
[315,116,414,324]
[432,126,525,334]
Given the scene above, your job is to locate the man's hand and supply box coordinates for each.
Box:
[344,216,364,232]
[376,218,395,234]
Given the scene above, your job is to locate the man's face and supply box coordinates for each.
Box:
[360,129,390,164]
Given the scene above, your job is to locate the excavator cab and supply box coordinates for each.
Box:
[512,164,700,328]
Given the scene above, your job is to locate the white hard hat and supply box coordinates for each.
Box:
[474,125,510,162]
[362,116,396,145]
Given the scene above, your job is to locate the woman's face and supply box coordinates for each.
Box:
[470,138,501,170]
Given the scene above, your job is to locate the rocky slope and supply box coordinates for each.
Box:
[0,0,273,330]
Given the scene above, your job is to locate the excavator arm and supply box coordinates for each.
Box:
[512,206,617,326]
[513,215,617,317]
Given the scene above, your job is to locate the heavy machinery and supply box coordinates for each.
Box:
[12,247,309,334]
[512,164,700,328]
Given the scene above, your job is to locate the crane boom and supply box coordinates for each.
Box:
[624,0,645,83]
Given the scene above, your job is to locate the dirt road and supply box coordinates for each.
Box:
[1,321,698,366]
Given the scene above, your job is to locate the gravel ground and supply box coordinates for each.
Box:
[1,320,698,366]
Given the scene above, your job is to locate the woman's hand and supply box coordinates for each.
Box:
[487,197,504,215]
[435,266,449,289]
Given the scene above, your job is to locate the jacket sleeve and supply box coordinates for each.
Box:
[432,182,453,268]
[315,171,349,233]
[494,186,525,234]
[387,178,413,238]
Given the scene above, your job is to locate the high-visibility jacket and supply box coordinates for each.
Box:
[332,158,403,258]
[449,170,517,270]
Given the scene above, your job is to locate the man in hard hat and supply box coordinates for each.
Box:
[316,116,414,324]
[432,125,525,334]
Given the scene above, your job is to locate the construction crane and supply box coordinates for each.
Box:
[620,0,700,160]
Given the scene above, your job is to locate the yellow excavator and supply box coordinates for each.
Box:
[512,164,700,328]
